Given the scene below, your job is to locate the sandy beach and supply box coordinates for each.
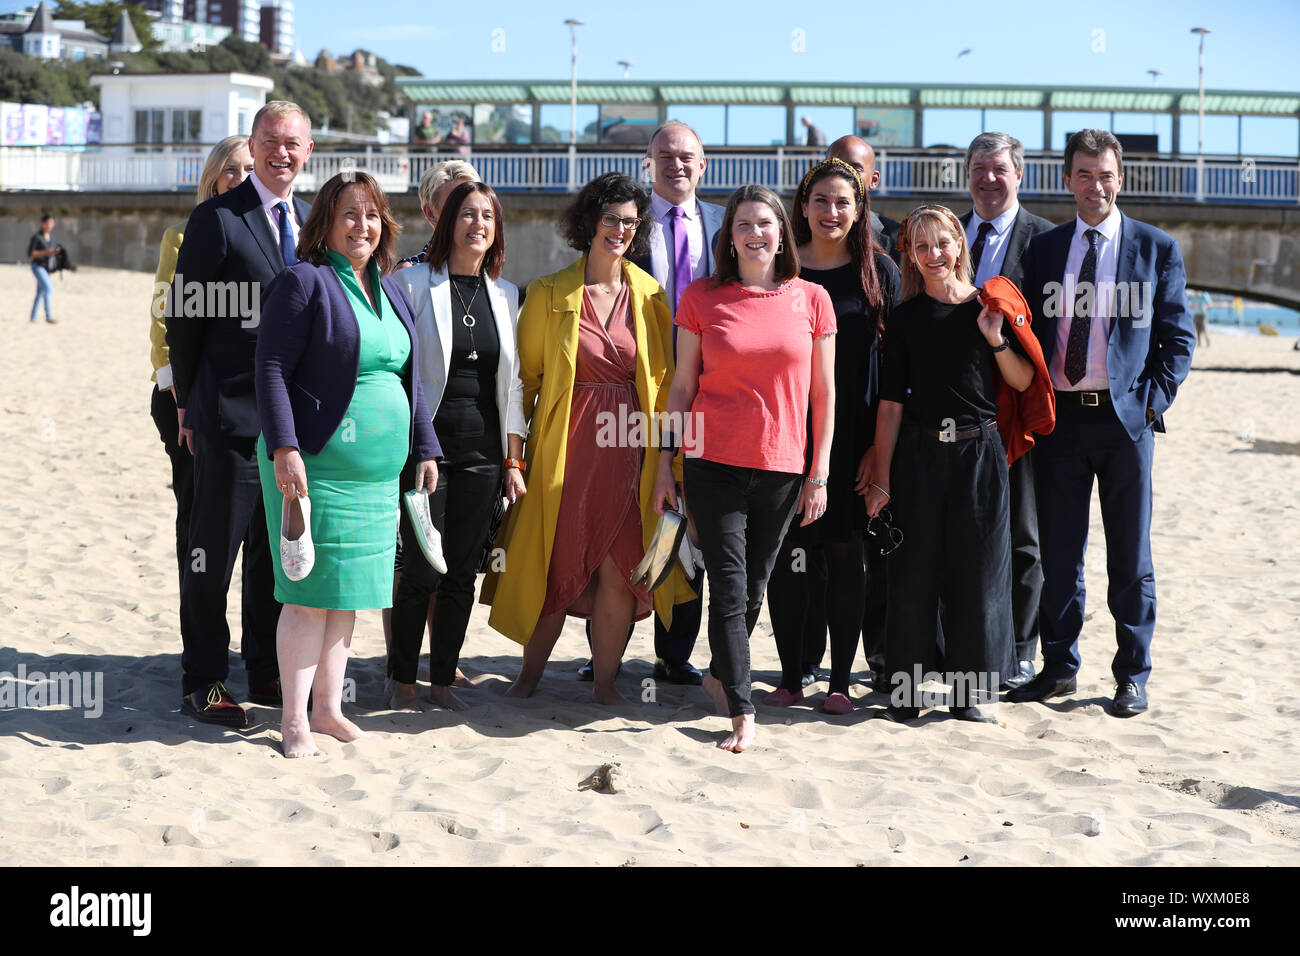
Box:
[2,262,1297,867]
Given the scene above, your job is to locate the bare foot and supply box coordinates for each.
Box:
[427,684,469,711]
[592,681,627,706]
[717,713,756,753]
[452,668,474,688]
[505,669,542,699]
[281,716,324,758]
[386,680,422,713]
[309,712,369,743]
[701,673,729,715]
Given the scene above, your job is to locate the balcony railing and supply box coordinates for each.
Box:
[2,146,1296,205]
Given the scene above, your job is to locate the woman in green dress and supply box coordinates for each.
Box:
[256,172,441,758]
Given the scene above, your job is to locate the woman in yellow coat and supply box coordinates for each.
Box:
[481,172,693,704]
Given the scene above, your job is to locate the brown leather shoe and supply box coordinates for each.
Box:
[247,677,283,706]
[181,681,248,728]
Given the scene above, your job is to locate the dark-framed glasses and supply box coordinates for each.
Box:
[867,507,904,557]
[599,213,642,231]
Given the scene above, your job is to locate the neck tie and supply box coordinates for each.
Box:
[970,220,994,279]
[669,205,691,314]
[1064,228,1100,386]
[277,200,296,268]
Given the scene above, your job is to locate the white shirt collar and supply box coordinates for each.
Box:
[972,203,1019,235]
[650,190,696,221]
[1072,206,1121,243]
[250,171,293,211]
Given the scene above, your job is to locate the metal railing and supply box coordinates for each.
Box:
[3,145,1297,205]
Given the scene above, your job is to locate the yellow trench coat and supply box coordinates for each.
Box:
[480,255,694,645]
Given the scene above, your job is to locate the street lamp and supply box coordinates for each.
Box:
[618,60,632,79]
[1191,27,1210,201]
[565,18,583,192]
[1147,69,1163,135]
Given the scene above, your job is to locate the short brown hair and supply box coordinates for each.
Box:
[1064,128,1123,176]
[427,181,506,280]
[297,172,401,275]
[713,184,800,287]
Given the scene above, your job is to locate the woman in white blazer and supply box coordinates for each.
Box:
[389,181,527,711]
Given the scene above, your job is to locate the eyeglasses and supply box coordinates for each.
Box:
[867,507,904,557]
[599,213,642,231]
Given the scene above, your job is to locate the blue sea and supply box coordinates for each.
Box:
[1208,303,1299,331]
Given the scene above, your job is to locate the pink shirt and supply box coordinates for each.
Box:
[675,276,835,474]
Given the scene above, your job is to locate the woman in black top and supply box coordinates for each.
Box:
[864,204,1032,723]
[763,158,899,714]
[28,214,60,324]
[390,182,527,711]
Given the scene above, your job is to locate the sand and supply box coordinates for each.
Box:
[2,263,1297,867]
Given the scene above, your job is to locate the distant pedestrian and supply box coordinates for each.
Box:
[1192,289,1211,347]
[802,116,826,148]
[28,214,60,324]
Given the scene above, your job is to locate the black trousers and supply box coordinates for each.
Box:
[149,385,194,592]
[1008,447,1043,663]
[179,429,280,696]
[654,591,702,666]
[884,421,1013,707]
[684,457,802,717]
[861,541,887,674]
[767,534,865,695]
[389,432,501,686]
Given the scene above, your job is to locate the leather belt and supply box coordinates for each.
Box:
[917,419,997,443]
[1055,389,1112,407]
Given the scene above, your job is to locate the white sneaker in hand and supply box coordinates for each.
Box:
[280,494,314,581]
[403,489,447,574]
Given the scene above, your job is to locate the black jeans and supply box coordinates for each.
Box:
[389,432,501,686]
[768,535,865,695]
[150,385,194,592]
[684,457,802,717]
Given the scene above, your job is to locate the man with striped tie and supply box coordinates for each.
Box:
[166,101,314,727]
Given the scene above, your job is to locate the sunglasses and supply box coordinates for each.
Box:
[867,507,904,557]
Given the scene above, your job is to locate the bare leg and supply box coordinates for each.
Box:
[277,604,326,758]
[309,610,368,742]
[590,554,633,705]
[506,610,565,698]
[701,672,729,715]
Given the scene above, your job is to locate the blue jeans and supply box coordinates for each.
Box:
[30,263,52,321]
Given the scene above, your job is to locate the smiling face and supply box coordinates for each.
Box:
[732,200,782,270]
[967,148,1023,222]
[591,201,639,259]
[216,145,254,196]
[249,111,313,196]
[453,191,495,260]
[327,183,382,270]
[649,125,706,206]
[910,220,963,286]
[1066,147,1123,226]
[801,174,860,245]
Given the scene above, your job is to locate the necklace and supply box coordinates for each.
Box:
[450,273,483,362]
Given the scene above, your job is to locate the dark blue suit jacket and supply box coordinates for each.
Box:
[960,205,1054,291]
[165,177,312,438]
[1022,213,1194,440]
[255,261,442,463]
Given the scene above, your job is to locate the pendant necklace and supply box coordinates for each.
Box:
[451,273,483,362]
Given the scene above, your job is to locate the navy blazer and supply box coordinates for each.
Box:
[166,176,313,437]
[960,205,1054,291]
[1021,212,1195,440]
[255,260,442,463]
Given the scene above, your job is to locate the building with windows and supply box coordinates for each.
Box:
[89,72,274,147]
[0,2,109,61]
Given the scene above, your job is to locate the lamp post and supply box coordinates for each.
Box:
[1146,69,1162,136]
[565,18,583,191]
[618,59,632,79]
[1191,27,1210,202]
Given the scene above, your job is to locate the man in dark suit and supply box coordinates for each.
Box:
[828,135,901,264]
[960,132,1054,690]
[166,100,314,726]
[1010,128,1194,717]
[579,120,724,686]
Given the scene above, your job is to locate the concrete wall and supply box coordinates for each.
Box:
[4,191,1298,307]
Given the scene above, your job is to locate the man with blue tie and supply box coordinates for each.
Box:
[166,101,314,727]
[1010,129,1194,717]
[578,120,723,686]
[960,132,1054,690]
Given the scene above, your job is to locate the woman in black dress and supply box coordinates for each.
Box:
[763,158,899,714]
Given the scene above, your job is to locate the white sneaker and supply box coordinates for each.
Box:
[402,489,447,574]
[280,494,314,581]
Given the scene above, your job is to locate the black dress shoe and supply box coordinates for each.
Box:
[1112,682,1148,718]
[653,659,703,685]
[949,705,997,723]
[577,659,594,682]
[999,660,1036,691]
[1004,673,1077,703]
[800,669,820,688]
[181,681,248,728]
[874,705,919,723]
[248,677,283,706]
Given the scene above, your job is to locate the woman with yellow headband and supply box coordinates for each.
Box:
[762,158,899,715]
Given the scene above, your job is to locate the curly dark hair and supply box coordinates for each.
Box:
[559,172,652,260]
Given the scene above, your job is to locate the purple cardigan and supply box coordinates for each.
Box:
[255,260,442,461]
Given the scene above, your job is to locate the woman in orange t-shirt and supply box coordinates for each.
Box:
[653,184,836,753]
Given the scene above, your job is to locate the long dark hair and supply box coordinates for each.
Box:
[428,180,506,280]
[793,158,886,324]
[712,184,800,287]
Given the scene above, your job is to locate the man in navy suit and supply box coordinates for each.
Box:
[960,132,1054,690]
[580,120,724,686]
[1010,129,1194,717]
[166,100,314,726]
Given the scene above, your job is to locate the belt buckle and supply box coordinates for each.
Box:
[938,429,955,443]
[1081,392,1100,407]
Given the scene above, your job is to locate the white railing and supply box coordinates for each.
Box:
[2,146,1297,205]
